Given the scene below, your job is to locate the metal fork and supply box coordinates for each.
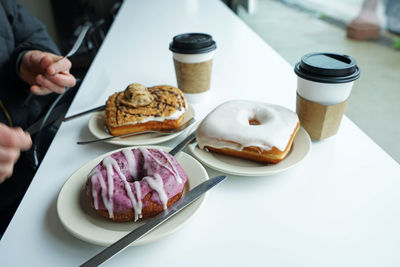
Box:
[23,23,90,106]
[77,118,195,145]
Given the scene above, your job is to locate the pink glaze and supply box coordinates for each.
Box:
[85,148,188,221]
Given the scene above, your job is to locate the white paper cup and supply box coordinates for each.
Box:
[172,51,215,64]
[169,33,217,103]
[297,76,354,105]
[294,52,360,140]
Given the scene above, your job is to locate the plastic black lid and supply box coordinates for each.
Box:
[294,52,360,83]
[169,33,217,54]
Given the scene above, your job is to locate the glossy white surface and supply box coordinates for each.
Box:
[1,0,399,266]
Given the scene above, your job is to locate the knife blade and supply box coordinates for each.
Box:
[80,175,227,267]
[63,104,106,122]
[169,130,196,156]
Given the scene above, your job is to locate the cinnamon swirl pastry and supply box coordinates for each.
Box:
[105,83,186,136]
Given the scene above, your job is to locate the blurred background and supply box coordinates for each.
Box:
[17,0,400,163]
[227,0,400,163]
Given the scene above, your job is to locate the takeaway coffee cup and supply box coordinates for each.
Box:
[294,52,360,140]
[169,33,217,103]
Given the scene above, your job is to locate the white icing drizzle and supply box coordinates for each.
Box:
[159,150,183,184]
[134,181,143,219]
[102,157,116,219]
[89,167,114,218]
[139,148,153,176]
[103,156,143,221]
[196,100,299,152]
[144,148,182,184]
[98,172,114,218]
[143,174,168,210]
[89,169,100,210]
[122,148,138,180]
[139,148,169,210]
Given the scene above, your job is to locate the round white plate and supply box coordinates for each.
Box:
[189,127,311,176]
[87,104,195,146]
[57,146,208,246]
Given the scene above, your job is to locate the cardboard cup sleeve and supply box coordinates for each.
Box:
[296,93,348,140]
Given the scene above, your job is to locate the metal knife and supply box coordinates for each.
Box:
[169,130,196,156]
[63,105,106,122]
[80,175,227,267]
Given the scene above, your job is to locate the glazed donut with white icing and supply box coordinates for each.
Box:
[196,100,300,164]
[85,147,187,222]
[105,83,187,136]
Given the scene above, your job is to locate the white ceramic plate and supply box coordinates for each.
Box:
[87,105,195,146]
[189,127,311,176]
[57,146,208,246]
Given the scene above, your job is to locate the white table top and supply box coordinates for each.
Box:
[1,0,400,266]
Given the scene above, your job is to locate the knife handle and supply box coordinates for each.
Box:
[63,105,106,122]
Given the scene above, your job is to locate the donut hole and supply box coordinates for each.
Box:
[238,109,271,126]
[248,118,260,125]
[127,148,168,182]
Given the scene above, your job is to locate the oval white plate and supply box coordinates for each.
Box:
[189,127,311,176]
[87,105,195,146]
[57,146,208,246]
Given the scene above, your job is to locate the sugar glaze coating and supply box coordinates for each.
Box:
[86,148,187,221]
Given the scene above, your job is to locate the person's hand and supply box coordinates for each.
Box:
[19,50,76,95]
[0,124,32,183]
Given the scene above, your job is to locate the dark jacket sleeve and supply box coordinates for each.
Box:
[3,0,60,89]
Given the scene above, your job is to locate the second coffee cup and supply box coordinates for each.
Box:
[294,52,360,140]
[169,33,217,103]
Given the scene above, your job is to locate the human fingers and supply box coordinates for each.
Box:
[28,50,48,69]
[20,50,48,78]
[35,74,66,94]
[39,54,57,71]
[45,73,76,88]
[0,125,32,150]
[15,128,32,151]
[0,125,29,183]
[0,162,14,183]
[0,146,20,164]
[46,57,72,75]
[11,127,32,151]
[30,85,52,95]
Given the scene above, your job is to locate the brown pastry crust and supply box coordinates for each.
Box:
[203,122,300,164]
[91,191,184,222]
[105,85,186,136]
